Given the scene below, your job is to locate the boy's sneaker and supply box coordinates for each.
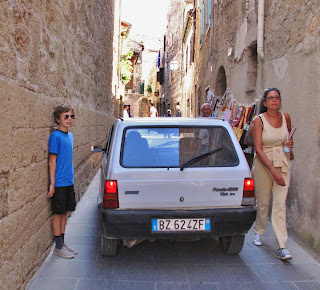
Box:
[54,247,75,259]
[252,234,262,246]
[276,248,293,260]
[64,244,78,255]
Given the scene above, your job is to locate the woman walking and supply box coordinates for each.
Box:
[252,88,294,260]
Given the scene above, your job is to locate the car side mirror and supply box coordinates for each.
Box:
[91,145,104,153]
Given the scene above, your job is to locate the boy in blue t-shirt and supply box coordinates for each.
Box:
[48,104,77,258]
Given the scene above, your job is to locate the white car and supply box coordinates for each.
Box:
[92,117,256,256]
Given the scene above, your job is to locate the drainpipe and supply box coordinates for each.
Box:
[257,0,265,59]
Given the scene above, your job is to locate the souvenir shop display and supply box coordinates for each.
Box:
[206,90,219,117]
[234,106,249,141]
[207,89,262,161]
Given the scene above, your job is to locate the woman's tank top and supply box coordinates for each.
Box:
[261,113,288,148]
[258,113,290,173]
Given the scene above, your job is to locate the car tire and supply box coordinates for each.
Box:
[101,234,118,257]
[219,235,245,255]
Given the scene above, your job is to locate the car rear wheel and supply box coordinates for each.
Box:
[101,234,118,257]
[219,235,245,255]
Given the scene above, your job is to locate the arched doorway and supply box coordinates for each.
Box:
[215,66,227,97]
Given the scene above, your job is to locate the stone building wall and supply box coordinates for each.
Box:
[194,0,320,254]
[194,0,258,103]
[0,0,118,288]
[164,0,320,255]
[259,0,320,254]
[163,0,185,115]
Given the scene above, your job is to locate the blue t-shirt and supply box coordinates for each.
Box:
[49,130,74,187]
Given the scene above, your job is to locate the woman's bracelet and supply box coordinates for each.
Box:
[268,163,273,171]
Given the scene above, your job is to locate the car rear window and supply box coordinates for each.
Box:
[121,126,239,168]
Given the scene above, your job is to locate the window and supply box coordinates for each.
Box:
[247,44,257,91]
[190,32,195,63]
[121,127,238,168]
[197,85,201,116]
[206,0,211,30]
[140,81,145,94]
[185,46,189,73]
[200,0,204,44]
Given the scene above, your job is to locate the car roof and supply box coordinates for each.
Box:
[115,117,228,126]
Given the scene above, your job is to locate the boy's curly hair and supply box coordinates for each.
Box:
[53,104,74,125]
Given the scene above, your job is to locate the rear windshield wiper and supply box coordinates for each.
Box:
[180,147,223,171]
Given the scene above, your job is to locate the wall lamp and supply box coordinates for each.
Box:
[169,60,185,76]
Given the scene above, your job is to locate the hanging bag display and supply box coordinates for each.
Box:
[240,105,254,149]
[222,96,234,123]
[232,106,244,128]
[233,106,248,141]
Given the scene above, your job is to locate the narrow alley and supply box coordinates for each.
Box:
[1,1,319,289]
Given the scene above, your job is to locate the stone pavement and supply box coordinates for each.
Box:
[27,170,320,289]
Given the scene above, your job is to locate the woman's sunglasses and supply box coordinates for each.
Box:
[63,114,75,119]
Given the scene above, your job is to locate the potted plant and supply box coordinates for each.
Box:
[146,84,152,93]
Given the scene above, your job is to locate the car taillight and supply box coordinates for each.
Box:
[243,178,254,196]
[242,178,255,206]
[103,180,119,208]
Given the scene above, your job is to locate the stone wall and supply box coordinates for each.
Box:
[164,0,320,255]
[163,0,185,115]
[261,0,320,254]
[194,0,320,254]
[194,0,258,103]
[0,0,117,289]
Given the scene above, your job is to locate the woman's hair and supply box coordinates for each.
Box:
[53,104,74,124]
[263,88,281,100]
[260,88,281,113]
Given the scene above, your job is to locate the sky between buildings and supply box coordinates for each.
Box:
[121,0,171,39]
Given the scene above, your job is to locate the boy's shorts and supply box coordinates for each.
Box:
[51,185,76,214]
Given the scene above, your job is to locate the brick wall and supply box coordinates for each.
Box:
[0,0,117,288]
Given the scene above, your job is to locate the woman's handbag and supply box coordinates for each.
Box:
[244,114,264,147]
[244,122,254,146]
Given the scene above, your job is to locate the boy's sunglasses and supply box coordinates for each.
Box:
[63,114,75,119]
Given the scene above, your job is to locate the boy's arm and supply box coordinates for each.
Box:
[48,154,57,198]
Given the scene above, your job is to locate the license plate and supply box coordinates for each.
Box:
[152,218,210,232]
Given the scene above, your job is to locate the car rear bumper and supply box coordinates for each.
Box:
[98,204,256,239]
